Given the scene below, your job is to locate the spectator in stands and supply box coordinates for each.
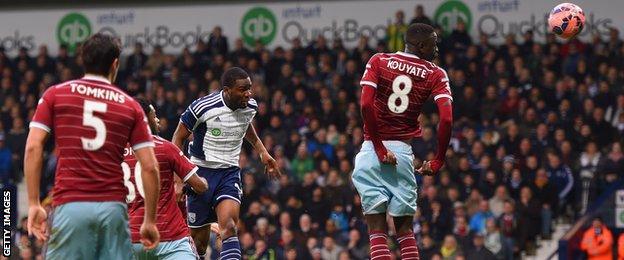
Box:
[409,5,432,25]
[320,236,343,260]
[470,200,494,234]
[546,151,574,217]
[126,42,147,78]
[489,185,510,217]
[386,10,407,52]
[439,234,462,259]
[484,218,505,259]
[530,168,557,238]
[419,234,438,259]
[208,26,229,56]
[498,200,518,259]
[465,233,496,260]
[580,217,613,260]
[516,187,540,255]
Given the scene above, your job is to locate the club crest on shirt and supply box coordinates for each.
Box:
[188,212,196,223]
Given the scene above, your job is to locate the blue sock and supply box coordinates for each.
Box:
[220,236,242,260]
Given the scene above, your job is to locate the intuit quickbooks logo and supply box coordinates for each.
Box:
[211,128,222,136]
[241,7,277,46]
[434,0,472,36]
[57,13,92,53]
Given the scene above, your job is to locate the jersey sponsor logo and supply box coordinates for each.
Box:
[211,127,245,138]
[240,7,277,47]
[434,0,472,36]
[210,128,222,136]
[57,13,92,53]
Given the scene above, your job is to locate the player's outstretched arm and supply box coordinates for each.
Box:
[244,124,281,179]
[134,146,161,249]
[24,127,49,241]
[420,97,453,175]
[172,121,192,151]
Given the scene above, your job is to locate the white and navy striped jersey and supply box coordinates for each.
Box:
[180,91,257,169]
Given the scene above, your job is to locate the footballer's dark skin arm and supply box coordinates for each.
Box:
[244,123,281,179]
[185,172,208,194]
[172,122,192,151]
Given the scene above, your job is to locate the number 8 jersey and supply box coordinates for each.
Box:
[360,51,452,140]
[30,75,154,206]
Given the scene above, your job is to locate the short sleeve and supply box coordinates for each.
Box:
[129,101,154,151]
[360,54,381,88]
[166,141,198,182]
[180,107,198,131]
[430,68,453,102]
[30,87,55,132]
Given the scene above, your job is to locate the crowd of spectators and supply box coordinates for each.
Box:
[3,4,624,260]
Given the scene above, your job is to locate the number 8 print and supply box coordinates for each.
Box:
[387,75,412,114]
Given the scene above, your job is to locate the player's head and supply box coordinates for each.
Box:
[135,97,160,135]
[405,23,438,62]
[221,67,252,109]
[80,33,122,83]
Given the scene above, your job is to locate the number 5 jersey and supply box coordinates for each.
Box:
[30,75,153,206]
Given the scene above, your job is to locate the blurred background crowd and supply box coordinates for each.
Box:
[2,4,624,260]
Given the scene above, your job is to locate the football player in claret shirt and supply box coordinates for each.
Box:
[125,98,208,259]
[351,23,453,260]
[172,67,281,260]
[24,33,161,259]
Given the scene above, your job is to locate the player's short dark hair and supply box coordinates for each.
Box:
[406,23,435,45]
[221,67,249,89]
[135,97,152,116]
[81,33,122,76]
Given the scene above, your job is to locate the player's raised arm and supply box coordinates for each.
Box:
[244,124,281,179]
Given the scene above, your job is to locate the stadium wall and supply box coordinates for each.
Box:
[0,0,621,55]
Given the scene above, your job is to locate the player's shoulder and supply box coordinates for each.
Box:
[189,91,225,116]
[247,98,258,110]
[40,80,73,97]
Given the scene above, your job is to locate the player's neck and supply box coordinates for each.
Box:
[83,73,112,84]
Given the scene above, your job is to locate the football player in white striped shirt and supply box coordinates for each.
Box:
[172,67,281,260]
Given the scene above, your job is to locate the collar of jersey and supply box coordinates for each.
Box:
[396,51,420,59]
[82,74,111,84]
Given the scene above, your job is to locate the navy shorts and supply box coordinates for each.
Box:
[186,166,242,228]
